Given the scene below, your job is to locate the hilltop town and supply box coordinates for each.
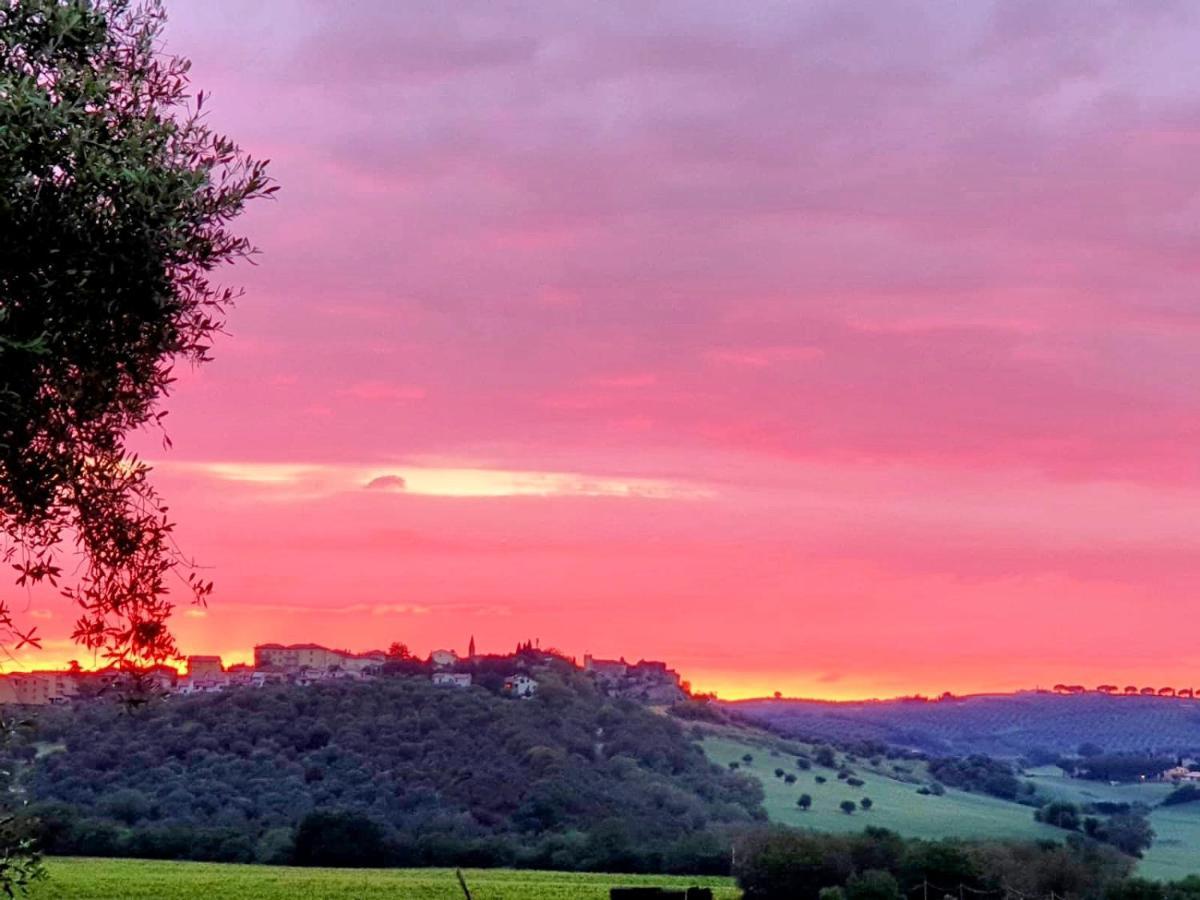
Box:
[0,639,689,707]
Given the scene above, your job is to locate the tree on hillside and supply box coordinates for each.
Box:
[1035,800,1081,831]
[292,811,390,867]
[1124,686,1139,695]
[840,800,857,815]
[0,0,273,666]
[797,793,812,811]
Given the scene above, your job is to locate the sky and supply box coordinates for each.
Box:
[16,1,1200,700]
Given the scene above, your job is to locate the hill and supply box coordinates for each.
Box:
[729,692,1200,757]
[692,722,1200,881]
[5,667,763,872]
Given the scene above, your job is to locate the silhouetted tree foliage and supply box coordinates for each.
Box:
[1162,785,1200,807]
[733,827,1137,900]
[1037,801,1082,831]
[1063,754,1175,784]
[292,811,390,868]
[927,755,1023,800]
[11,673,764,871]
[0,0,272,665]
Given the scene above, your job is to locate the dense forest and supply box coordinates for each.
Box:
[4,667,763,871]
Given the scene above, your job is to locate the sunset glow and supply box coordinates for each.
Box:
[14,1,1200,701]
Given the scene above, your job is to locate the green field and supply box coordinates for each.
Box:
[28,858,739,899]
[703,735,1062,842]
[702,736,1200,880]
[1022,766,1200,882]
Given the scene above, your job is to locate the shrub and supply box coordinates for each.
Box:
[292,810,391,867]
[1162,785,1200,807]
[845,869,900,900]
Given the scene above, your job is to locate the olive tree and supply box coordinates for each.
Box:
[0,0,273,666]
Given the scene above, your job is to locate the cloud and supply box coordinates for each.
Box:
[365,474,407,492]
[336,381,426,402]
[587,373,658,388]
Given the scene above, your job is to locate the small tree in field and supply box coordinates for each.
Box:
[797,793,812,810]
[840,800,857,815]
[860,797,873,810]
[0,0,272,665]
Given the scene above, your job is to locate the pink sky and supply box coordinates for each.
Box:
[17,1,1200,699]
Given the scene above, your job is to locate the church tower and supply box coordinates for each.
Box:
[468,635,476,659]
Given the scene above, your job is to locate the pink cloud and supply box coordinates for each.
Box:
[336,381,427,402]
[62,0,1200,697]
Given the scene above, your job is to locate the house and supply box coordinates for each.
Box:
[432,672,472,688]
[1163,766,1200,783]
[504,674,538,698]
[430,649,459,668]
[583,654,627,681]
[253,643,386,676]
[583,656,686,704]
[187,655,224,679]
[0,671,80,706]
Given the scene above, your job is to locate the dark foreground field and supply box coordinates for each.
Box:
[27,858,739,899]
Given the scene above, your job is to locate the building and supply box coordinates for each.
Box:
[254,643,386,676]
[583,654,627,681]
[1163,766,1200,783]
[187,655,224,679]
[430,649,458,668]
[0,671,79,706]
[583,655,686,704]
[504,674,538,698]
[432,672,472,688]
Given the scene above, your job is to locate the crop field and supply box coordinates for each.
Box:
[28,858,739,900]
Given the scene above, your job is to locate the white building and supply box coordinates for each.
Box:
[505,674,538,698]
[1163,766,1200,783]
[430,649,459,668]
[433,672,472,688]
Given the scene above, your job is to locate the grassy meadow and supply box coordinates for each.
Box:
[1023,765,1200,882]
[28,858,739,900]
[702,736,1200,880]
[702,735,1063,842]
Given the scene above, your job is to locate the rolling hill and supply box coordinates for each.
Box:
[6,669,763,873]
[729,692,1200,757]
[693,723,1200,881]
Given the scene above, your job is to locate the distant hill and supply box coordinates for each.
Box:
[728,692,1200,757]
[7,667,763,871]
